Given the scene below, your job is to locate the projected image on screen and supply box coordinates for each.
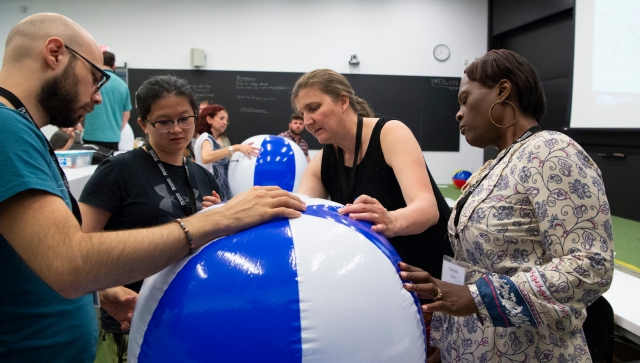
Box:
[571,0,640,129]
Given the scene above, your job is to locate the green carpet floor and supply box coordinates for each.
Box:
[437,185,640,272]
[437,184,462,201]
[610,216,640,272]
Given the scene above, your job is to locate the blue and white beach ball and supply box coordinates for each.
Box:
[227,134,307,197]
[128,195,426,363]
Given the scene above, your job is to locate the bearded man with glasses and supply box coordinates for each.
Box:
[0,13,305,362]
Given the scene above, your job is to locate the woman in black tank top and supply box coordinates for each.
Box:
[291,69,453,278]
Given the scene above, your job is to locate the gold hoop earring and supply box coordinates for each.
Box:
[489,100,518,128]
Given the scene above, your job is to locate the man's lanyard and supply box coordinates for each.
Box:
[453,125,542,239]
[144,143,197,216]
[0,86,82,224]
[336,114,364,203]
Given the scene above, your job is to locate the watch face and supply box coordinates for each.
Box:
[434,44,450,61]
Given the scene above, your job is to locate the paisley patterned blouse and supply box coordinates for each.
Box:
[431,130,614,363]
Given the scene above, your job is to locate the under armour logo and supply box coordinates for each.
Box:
[154,184,201,213]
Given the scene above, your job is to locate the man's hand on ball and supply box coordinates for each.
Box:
[221,186,306,228]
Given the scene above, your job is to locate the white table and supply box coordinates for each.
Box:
[63,165,97,199]
[603,268,640,343]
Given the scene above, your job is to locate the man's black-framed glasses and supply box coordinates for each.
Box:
[145,116,197,132]
[64,45,110,93]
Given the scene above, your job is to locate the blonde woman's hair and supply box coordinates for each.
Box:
[291,69,374,117]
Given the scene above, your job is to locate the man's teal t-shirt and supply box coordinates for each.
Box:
[82,69,132,142]
[0,105,97,362]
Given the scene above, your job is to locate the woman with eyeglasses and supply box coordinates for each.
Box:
[194,105,260,201]
[79,75,222,363]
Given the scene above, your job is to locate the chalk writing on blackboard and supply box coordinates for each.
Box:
[128,69,461,151]
[267,85,289,91]
[431,78,459,90]
[236,75,290,91]
[237,95,276,102]
[192,84,216,99]
[239,107,269,114]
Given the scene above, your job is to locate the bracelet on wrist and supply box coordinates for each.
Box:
[175,218,195,255]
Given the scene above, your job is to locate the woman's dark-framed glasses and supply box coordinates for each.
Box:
[145,116,197,132]
[64,45,111,93]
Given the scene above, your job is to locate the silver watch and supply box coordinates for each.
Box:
[228,146,234,154]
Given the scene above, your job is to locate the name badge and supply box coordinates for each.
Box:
[441,255,466,285]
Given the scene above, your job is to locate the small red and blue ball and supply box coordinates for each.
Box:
[452,170,472,189]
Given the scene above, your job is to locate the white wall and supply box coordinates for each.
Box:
[0,0,487,183]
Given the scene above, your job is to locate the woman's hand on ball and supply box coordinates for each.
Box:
[339,195,397,237]
[398,262,479,318]
[235,142,260,159]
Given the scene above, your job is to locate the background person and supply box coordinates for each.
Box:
[400,49,614,363]
[82,51,131,151]
[194,104,260,200]
[50,122,82,150]
[0,13,305,362]
[279,112,310,163]
[189,100,212,161]
[198,99,210,115]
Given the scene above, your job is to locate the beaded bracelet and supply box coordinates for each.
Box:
[175,218,195,255]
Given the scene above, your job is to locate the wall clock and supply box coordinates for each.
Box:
[433,44,450,61]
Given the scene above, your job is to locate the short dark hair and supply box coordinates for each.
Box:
[290,112,303,122]
[135,75,197,121]
[464,49,546,122]
[102,51,115,68]
[196,104,226,136]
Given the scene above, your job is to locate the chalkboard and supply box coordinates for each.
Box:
[127,69,461,151]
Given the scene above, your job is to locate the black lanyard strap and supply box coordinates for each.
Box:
[453,125,542,237]
[0,86,82,224]
[144,143,197,216]
[336,114,364,202]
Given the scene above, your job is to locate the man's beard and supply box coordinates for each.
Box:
[37,56,86,128]
[289,127,302,136]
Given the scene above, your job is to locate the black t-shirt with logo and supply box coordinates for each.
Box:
[79,147,219,334]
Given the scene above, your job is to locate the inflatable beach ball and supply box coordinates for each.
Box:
[452,169,472,189]
[129,195,426,363]
[228,135,307,197]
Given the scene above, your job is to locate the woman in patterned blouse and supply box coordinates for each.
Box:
[400,49,614,363]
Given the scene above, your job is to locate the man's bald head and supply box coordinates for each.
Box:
[0,13,104,128]
[4,13,99,66]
